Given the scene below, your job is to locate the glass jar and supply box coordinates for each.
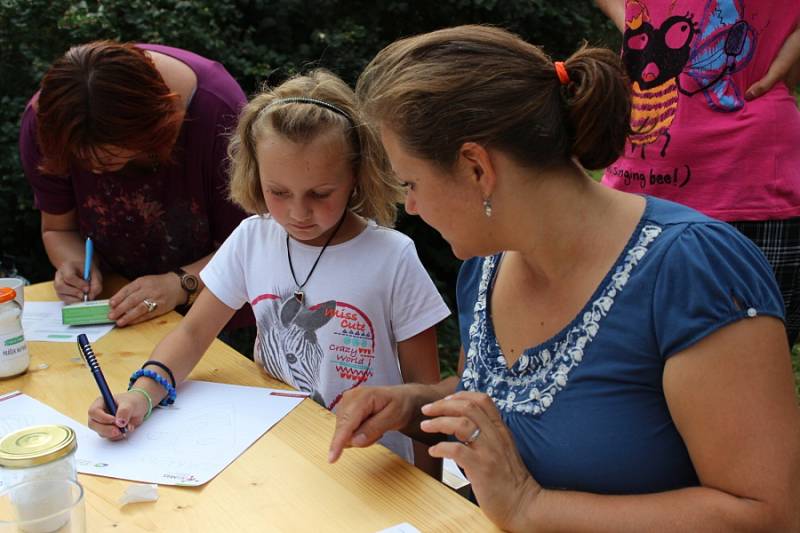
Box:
[0,287,28,378]
[0,425,77,489]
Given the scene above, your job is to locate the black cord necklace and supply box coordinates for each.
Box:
[286,210,348,304]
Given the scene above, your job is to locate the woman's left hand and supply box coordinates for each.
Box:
[420,391,541,531]
[108,273,183,327]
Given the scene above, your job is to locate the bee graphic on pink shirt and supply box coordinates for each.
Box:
[623,0,755,159]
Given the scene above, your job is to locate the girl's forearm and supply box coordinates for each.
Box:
[131,317,219,403]
[594,0,625,32]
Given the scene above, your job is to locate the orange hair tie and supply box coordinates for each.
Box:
[554,61,570,86]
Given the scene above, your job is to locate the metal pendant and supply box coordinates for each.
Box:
[293,291,304,303]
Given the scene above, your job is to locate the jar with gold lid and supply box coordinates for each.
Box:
[0,425,77,488]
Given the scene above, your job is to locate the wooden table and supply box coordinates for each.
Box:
[2,282,497,532]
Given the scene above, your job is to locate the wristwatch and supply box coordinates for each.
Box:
[174,268,200,306]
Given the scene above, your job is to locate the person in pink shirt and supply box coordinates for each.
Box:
[597,0,800,345]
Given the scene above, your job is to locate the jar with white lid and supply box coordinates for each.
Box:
[0,425,77,488]
[0,287,28,378]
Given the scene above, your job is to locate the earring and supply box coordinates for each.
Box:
[483,197,493,217]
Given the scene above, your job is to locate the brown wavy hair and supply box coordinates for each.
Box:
[36,40,183,176]
[228,69,402,226]
[356,25,631,171]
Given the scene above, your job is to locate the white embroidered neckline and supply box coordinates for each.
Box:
[461,224,663,414]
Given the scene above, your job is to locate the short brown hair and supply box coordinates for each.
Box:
[356,25,631,171]
[36,40,182,176]
[228,69,403,226]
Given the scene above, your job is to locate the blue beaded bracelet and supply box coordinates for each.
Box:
[129,369,176,406]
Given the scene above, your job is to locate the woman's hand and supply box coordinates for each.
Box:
[421,391,542,532]
[328,385,424,463]
[54,261,102,303]
[108,272,184,327]
[87,391,149,440]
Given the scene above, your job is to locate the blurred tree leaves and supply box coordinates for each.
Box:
[0,0,615,371]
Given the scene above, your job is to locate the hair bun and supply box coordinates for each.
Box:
[563,45,631,170]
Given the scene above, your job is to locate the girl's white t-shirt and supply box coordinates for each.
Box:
[201,215,451,460]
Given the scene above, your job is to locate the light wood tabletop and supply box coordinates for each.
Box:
[1,282,498,532]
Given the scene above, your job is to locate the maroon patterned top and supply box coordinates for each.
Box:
[20,44,253,328]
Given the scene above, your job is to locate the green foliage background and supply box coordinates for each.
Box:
[0,0,616,374]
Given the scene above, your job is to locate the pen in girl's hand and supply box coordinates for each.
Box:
[77,333,126,434]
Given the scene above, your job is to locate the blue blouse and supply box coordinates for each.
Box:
[456,196,784,494]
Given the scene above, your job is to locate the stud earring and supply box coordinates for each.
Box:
[483,198,493,217]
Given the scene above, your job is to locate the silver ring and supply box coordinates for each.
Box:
[463,427,481,446]
[142,298,158,313]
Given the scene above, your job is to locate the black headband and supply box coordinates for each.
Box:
[267,97,355,127]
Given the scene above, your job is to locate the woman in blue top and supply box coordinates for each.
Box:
[329,25,800,531]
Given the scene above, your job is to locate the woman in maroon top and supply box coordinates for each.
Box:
[19,41,251,328]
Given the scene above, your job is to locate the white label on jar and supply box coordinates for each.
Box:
[0,332,27,359]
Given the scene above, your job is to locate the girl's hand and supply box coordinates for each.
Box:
[421,391,542,532]
[328,385,420,463]
[746,25,800,100]
[54,261,103,303]
[87,391,149,441]
[108,273,184,327]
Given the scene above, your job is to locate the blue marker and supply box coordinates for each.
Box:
[77,333,126,435]
[83,237,93,302]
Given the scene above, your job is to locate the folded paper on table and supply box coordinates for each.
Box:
[22,301,114,342]
[443,458,470,490]
[0,381,304,486]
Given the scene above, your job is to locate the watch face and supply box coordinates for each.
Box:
[183,274,199,292]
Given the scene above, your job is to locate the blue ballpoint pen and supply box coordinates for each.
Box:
[77,333,126,434]
[83,237,93,302]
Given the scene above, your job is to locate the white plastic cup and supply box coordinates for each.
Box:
[0,478,84,532]
[0,280,23,310]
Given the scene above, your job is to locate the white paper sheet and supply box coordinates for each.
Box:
[0,382,305,486]
[21,301,115,342]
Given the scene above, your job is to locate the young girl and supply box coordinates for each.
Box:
[87,69,451,467]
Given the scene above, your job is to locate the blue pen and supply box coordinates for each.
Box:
[77,333,126,435]
[83,237,93,302]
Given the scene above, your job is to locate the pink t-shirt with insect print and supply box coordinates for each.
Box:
[602,0,800,222]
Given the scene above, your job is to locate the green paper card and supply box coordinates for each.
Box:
[61,299,114,325]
